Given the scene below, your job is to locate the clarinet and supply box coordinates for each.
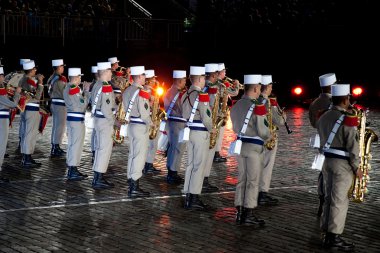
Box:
[276,105,293,134]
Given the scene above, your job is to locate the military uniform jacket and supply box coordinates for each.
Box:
[316,105,360,172]
[309,93,331,128]
[181,85,212,131]
[218,78,239,97]
[63,84,90,113]
[48,74,67,99]
[230,95,271,141]
[122,82,151,125]
[164,85,183,118]
[0,86,20,110]
[259,95,285,126]
[18,75,44,103]
[90,80,116,120]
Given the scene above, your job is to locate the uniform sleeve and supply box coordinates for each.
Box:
[343,125,360,172]
[35,84,44,100]
[198,102,213,131]
[308,103,317,128]
[63,88,73,107]
[12,92,21,105]
[227,85,239,97]
[256,115,271,141]
[83,91,91,109]
[230,104,242,134]
[57,80,67,95]
[0,96,18,108]
[137,96,152,125]
[272,106,285,126]
[100,93,115,120]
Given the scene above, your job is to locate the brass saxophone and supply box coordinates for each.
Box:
[112,78,129,144]
[149,92,166,140]
[349,107,378,202]
[264,99,278,150]
[209,84,228,149]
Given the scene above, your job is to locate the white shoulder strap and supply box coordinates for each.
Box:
[124,89,141,121]
[91,87,103,115]
[166,92,180,117]
[240,103,256,135]
[322,114,345,150]
[188,95,200,123]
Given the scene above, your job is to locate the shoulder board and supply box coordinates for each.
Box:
[139,89,150,99]
[199,93,210,103]
[207,87,218,94]
[69,85,80,95]
[343,114,359,127]
[223,81,231,88]
[27,78,37,87]
[59,75,67,82]
[115,71,124,77]
[102,82,113,93]
[254,104,267,116]
[0,87,7,96]
[269,97,278,106]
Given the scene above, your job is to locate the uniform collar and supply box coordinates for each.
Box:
[132,82,143,89]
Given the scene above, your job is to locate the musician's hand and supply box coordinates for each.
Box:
[355,168,363,178]
[37,74,44,82]
[233,80,240,87]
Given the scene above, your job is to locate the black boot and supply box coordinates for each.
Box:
[67,166,88,181]
[166,169,183,185]
[91,151,95,164]
[22,154,41,167]
[51,144,64,158]
[57,145,66,154]
[317,195,324,217]
[323,232,355,251]
[128,179,150,198]
[213,151,227,163]
[143,163,161,175]
[0,176,10,183]
[15,138,21,154]
[184,193,192,209]
[4,153,9,158]
[243,208,265,226]
[258,191,279,205]
[202,177,219,193]
[236,206,245,225]
[92,172,114,189]
[185,194,206,210]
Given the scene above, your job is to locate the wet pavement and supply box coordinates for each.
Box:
[1,106,379,252]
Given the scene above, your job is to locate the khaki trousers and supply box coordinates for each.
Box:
[127,123,149,180]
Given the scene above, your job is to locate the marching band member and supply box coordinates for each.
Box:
[181,66,213,210]
[90,66,99,163]
[309,73,336,216]
[318,84,360,251]
[48,59,67,157]
[91,62,116,189]
[258,75,285,205]
[122,66,151,198]
[164,70,187,185]
[230,74,269,225]
[63,68,90,181]
[0,67,21,183]
[16,59,30,153]
[19,60,44,167]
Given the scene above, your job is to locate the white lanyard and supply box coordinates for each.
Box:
[188,96,200,123]
[239,103,256,136]
[124,89,140,121]
[91,87,103,115]
[166,92,180,117]
[322,114,345,151]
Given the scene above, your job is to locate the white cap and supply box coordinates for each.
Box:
[205,63,218,73]
[108,57,119,64]
[145,70,156,78]
[91,66,98,73]
[173,70,186,78]
[97,62,112,70]
[0,67,4,75]
[190,66,205,76]
[20,59,30,65]
[244,74,262,85]
[319,73,336,87]
[23,60,36,70]
[52,59,64,67]
[218,63,225,71]
[261,75,273,85]
[68,68,83,77]
[331,84,351,96]
[130,66,145,75]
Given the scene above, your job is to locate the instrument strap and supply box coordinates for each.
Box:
[124,89,140,121]
[239,103,256,136]
[188,95,200,124]
[322,114,345,151]
[91,86,103,115]
[48,75,59,94]
[166,92,180,118]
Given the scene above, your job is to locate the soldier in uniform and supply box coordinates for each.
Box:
[90,66,99,163]
[122,66,151,198]
[143,69,161,175]
[257,75,285,205]
[108,57,123,97]
[164,70,187,185]
[230,74,269,225]
[0,67,21,183]
[181,66,213,210]
[91,62,116,189]
[16,59,30,153]
[309,73,336,216]
[19,60,44,167]
[63,68,90,181]
[47,59,67,157]
[317,84,360,251]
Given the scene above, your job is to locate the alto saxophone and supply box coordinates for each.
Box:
[349,107,378,202]
[112,78,129,144]
[209,85,227,149]
[264,99,278,150]
[149,94,166,140]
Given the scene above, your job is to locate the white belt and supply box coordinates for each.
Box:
[95,110,116,115]
[168,116,186,122]
[113,90,122,94]
[67,113,85,118]
[0,111,10,116]
[324,148,349,157]
[26,103,40,107]
[130,117,144,123]
[187,122,206,128]
[52,98,65,103]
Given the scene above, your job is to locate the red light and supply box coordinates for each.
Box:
[293,87,303,95]
[352,87,363,96]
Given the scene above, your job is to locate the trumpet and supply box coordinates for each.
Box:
[224,76,244,89]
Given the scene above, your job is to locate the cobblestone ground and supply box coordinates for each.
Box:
[0,107,379,252]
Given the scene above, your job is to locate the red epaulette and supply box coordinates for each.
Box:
[102,82,113,93]
[207,87,218,94]
[139,89,150,99]
[254,104,267,116]
[269,97,278,106]
[59,75,67,82]
[199,93,210,103]
[0,87,7,96]
[223,81,231,88]
[27,78,37,88]
[115,71,124,77]
[69,85,80,95]
[343,115,359,127]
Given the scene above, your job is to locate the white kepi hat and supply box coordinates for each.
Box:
[52,59,64,67]
[145,70,156,78]
[68,68,83,77]
[0,67,4,75]
[173,70,186,78]
[205,63,218,73]
[91,66,98,73]
[23,60,36,70]
[20,59,30,65]
[261,75,273,85]
[218,63,225,71]
[331,84,351,96]
[319,73,336,87]
[97,62,112,70]
[130,66,145,75]
[190,66,205,76]
[244,74,262,85]
[108,57,119,64]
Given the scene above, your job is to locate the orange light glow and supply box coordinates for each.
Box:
[352,87,363,96]
[156,87,164,97]
[293,87,303,95]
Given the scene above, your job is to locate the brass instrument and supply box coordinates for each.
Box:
[225,76,244,90]
[149,87,166,140]
[112,79,129,144]
[209,90,221,149]
[264,101,278,150]
[349,106,378,202]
